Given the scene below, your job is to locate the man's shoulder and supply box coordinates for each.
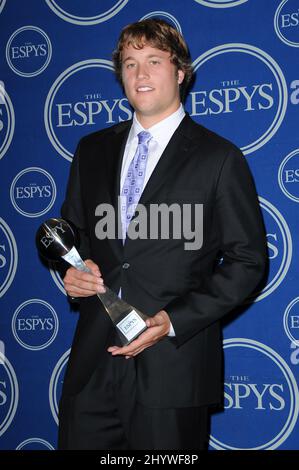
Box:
[184,115,241,155]
[78,120,131,146]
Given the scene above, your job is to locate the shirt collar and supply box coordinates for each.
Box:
[131,104,185,144]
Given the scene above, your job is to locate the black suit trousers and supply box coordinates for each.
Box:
[58,340,209,450]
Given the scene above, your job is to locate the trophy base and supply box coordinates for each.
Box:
[116,309,148,345]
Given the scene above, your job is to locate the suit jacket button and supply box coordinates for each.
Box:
[122,262,130,269]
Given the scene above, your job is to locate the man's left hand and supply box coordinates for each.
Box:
[107,310,171,358]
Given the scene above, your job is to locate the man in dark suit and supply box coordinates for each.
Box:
[58,19,267,450]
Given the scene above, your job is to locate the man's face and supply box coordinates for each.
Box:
[121,43,184,127]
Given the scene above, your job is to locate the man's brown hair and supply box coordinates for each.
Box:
[112,19,193,100]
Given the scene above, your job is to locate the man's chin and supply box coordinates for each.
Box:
[135,107,158,119]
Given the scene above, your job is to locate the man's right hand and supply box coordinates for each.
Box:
[63,259,105,298]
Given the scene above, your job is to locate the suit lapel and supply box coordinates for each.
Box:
[138,114,198,207]
[105,121,132,207]
[104,120,132,258]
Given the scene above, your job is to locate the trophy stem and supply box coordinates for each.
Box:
[61,246,148,345]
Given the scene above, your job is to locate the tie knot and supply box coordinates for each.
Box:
[137,130,152,145]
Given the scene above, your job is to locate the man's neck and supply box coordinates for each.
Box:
[135,104,182,129]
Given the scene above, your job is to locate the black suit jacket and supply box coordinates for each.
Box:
[60,114,267,408]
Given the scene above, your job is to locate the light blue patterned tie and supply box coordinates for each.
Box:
[121,130,152,240]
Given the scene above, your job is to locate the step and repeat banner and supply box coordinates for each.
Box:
[0,0,299,450]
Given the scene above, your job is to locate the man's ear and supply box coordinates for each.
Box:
[177,70,185,85]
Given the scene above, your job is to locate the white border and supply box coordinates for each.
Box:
[209,338,299,449]
[16,438,55,450]
[0,88,15,160]
[44,59,115,162]
[11,299,59,351]
[49,349,70,425]
[274,0,299,48]
[45,0,129,25]
[278,149,299,202]
[0,218,18,298]
[0,0,6,14]
[283,297,299,347]
[192,44,288,155]
[194,0,248,8]
[139,11,182,34]
[0,351,19,437]
[10,167,57,217]
[6,26,52,77]
[256,197,292,301]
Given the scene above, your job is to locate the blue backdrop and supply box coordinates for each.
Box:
[0,0,299,451]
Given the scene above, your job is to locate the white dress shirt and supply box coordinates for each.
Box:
[120,104,186,337]
[120,104,186,191]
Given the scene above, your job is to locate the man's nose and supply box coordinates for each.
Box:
[137,63,150,79]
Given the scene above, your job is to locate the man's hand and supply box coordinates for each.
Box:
[107,310,171,358]
[63,259,105,297]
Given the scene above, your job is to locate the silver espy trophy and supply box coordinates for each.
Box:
[36,218,149,345]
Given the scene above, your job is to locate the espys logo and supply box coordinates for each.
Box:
[283,298,299,347]
[0,0,6,14]
[11,299,59,351]
[45,0,129,25]
[16,438,54,450]
[0,218,18,298]
[49,349,70,425]
[0,351,19,437]
[6,26,52,77]
[275,0,299,47]
[44,59,130,162]
[10,167,57,217]
[186,44,288,155]
[278,149,299,202]
[210,338,299,449]
[140,11,182,33]
[257,197,292,301]
[0,82,15,161]
[194,0,248,7]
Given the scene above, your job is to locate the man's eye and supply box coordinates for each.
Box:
[126,63,135,69]
[150,60,160,65]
